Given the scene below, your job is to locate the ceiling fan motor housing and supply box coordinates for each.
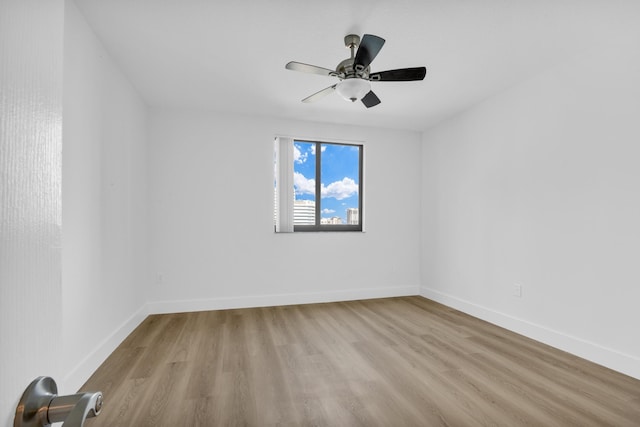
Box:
[336,58,370,79]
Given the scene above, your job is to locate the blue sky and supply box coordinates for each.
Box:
[293,141,360,222]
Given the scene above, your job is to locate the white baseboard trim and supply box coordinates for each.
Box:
[147,285,420,315]
[61,286,418,392]
[62,305,149,392]
[66,285,638,393]
[420,286,640,380]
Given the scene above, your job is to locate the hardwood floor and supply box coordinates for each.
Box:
[80,297,640,426]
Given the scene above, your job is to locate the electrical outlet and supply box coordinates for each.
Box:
[513,283,522,298]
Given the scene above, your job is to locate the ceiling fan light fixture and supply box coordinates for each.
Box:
[335,78,370,102]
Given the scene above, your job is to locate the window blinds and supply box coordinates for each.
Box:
[274,136,294,232]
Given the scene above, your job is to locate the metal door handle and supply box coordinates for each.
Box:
[14,377,103,427]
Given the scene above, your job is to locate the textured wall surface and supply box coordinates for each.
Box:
[0,1,64,425]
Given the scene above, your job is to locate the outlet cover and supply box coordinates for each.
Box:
[513,283,522,298]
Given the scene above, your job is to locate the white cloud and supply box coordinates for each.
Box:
[293,171,315,196]
[321,208,335,214]
[293,174,358,201]
[321,177,358,200]
[294,144,308,164]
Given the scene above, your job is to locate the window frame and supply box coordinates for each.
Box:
[294,139,363,232]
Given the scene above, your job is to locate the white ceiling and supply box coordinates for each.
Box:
[73,0,635,132]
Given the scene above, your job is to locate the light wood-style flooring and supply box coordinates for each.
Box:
[80,297,640,426]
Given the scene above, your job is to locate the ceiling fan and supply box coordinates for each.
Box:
[285,33,426,108]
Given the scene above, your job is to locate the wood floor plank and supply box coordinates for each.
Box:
[129,314,188,379]
[466,333,638,425]
[79,297,640,426]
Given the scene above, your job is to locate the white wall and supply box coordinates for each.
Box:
[147,111,422,311]
[61,0,149,391]
[0,1,64,425]
[421,33,640,378]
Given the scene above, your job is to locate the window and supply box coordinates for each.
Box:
[274,137,363,232]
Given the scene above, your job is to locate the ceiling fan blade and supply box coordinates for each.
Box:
[286,61,338,77]
[302,84,337,103]
[361,90,381,108]
[354,34,385,72]
[369,67,427,82]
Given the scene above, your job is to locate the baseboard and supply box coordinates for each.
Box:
[61,286,417,391]
[62,305,149,392]
[147,285,420,315]
[65,284,637,393]
[420,286,640,380]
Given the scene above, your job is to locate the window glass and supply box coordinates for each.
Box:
[320,143,360,225]
[274,138,362,232]
[293,141,316,225]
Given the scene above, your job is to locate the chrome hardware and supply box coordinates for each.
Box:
[14,377,103,427]
[344,34,360,58]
